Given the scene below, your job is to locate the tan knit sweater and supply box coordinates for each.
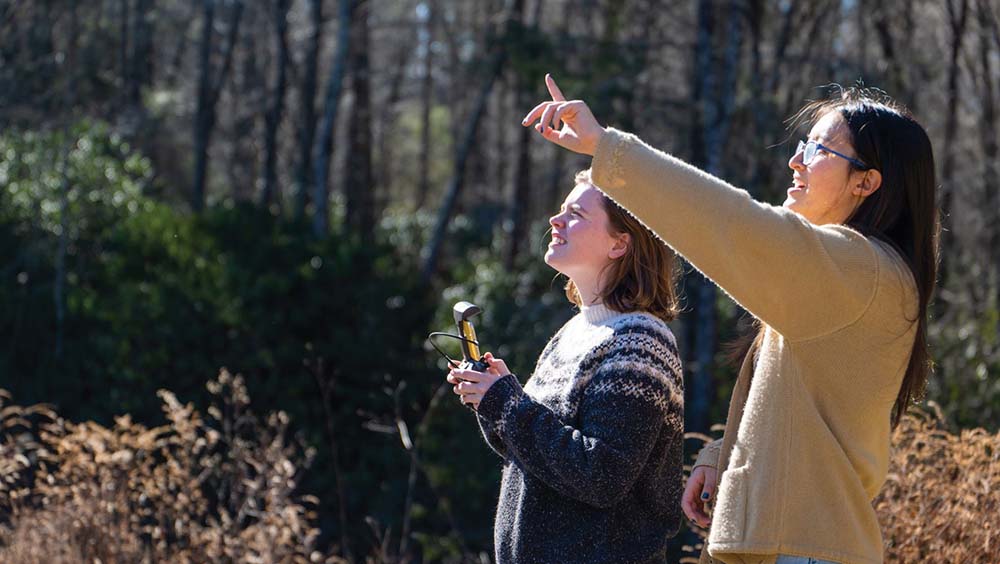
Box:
[591,128,918,564]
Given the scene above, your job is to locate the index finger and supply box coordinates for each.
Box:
[450,368,485,382]
[545,73,566,102]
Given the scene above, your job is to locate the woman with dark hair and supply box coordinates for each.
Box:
[446,169,685,564]
[522,75,938,564]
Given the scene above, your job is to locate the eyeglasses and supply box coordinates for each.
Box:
[797,139,869,170]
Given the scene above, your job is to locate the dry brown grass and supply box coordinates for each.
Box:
[875,405,1000,562]
[682,408,1000,563]
[5,374,997,563]
[0,370,345,564]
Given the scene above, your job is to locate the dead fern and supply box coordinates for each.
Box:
[875,404,999,562]
[0,370,345,564]
[4,377,997,563]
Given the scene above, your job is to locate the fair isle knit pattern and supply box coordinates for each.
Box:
[476,304,684,564]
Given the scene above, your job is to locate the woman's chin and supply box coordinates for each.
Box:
[543,250,567,273]
[543,249,559,267]
[782,197,802,212]
[782,201,824,224]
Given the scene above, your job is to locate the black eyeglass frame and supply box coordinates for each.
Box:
[797,139,870,170]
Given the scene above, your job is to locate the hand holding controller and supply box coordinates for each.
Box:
[447,352,511,410]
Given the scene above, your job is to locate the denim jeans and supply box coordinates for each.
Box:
[775,556,840,564]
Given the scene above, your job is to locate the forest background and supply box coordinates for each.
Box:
[1,0,998,562]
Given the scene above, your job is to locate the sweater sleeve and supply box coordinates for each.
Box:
[693,438,723,469]
[477,413,507,458]
[591,128,880,341]
[477,354,682,509]
[473,327,567,460]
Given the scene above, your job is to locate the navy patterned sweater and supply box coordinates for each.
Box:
[476,304,684,564]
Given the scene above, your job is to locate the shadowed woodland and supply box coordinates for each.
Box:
[1,0,999,561]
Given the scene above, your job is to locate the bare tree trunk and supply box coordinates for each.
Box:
[683,0,714,437]
[120,0,130,99]
[28,0,55,98]
[745,0,765,195]
[767,0,797,96]
[746,0,796,193]
[230,3,259,201]
[686,0,743,435]
[872,0,908,96]
[623,0,658,133]
[294,0,322,221]
[192,0,244,211]
[531,0,544,23]
[976,0,999,272]
[129,0,153,107]
[440,1,466,144]
[261,0,291,208]
[504,0,534,269]
[505,116,532,269]
[420,10,512,283]
[491,75,508,206]
[705,0,741,176]
[415,0,436,209]
[376,23,416,213]
[313,0,353,237]
[941,0,969,185]
[54,0,79,361]
[166,1,196,88]
[343,0,374,239]
[192,0,216,211]
[940,0,969,287]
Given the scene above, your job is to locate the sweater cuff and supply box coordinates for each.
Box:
[591,127,636,192]
[477,374,523,430]
[693,438,723,469]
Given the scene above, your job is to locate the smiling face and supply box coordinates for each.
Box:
[545,183,626,289]
[785,111,875,225]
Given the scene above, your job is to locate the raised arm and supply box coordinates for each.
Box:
[590,128,881,340]
[523,75,885,341]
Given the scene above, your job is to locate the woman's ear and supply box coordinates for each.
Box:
[854,169,882,197]
[609,232,630,260]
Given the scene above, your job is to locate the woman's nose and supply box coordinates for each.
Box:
[549,213,564,227]
[788,148,805,171]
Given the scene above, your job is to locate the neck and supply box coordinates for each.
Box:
[570,271,604,308]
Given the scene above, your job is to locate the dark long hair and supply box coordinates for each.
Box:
[742,87,940,428]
